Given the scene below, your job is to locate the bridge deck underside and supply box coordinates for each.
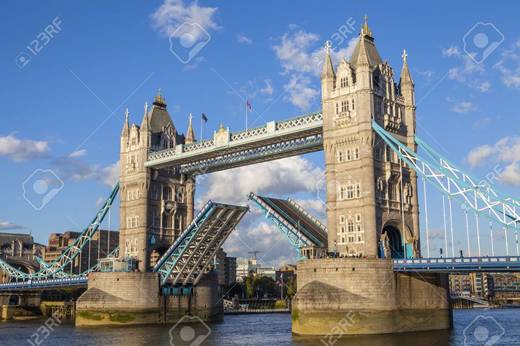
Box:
[254,195,327,247]
[178,135,323,175]
[154,201,248,286]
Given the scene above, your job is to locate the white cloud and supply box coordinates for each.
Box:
[223,220,298,267]
[442,46,460,57]
[466,136,520,186]
[467,144,494,167]
[443,45,489,92]
[478,81,491,92]
[451,101,475,113]
[151,0,219,42]
[259,79,273,96]
[0,220,25,231]
[273,28,357,111]
[51,155,119,187]
[237,34,252,45]
[284,74,319,110]
[494,40,520,89]
[0,134,50,162]
[500,162,520,186]
[446,97,476,114]
[69,149,87,158]
[200,156,323,205]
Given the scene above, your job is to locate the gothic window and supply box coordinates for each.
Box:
[335,102,339,114]
[340,77,348,88]
[346,149,352,161]
[340,215,345,223]
[347,220,354,233]
[338,151,343,162]
[356,214,361,222]
[357,234,363,242]
[356,183,361,198]
[346,185,354,199]
[339,186,346,200]
[341,101,347,113]
[151,184,159,200]
[348,236,354,242]
[163,186,172,201]
[346,100,350,111]
[340,226,345,233]
[354,147,360,160]
[352,99,355,110]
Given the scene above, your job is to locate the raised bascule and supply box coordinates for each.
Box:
[1,18,520,335]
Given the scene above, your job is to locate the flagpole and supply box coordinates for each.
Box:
[200,114,203,141]
[245,101,248,130]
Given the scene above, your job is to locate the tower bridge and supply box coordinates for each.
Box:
[1,17,520,335]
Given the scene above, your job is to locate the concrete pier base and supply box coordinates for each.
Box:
[292,258,451,336]
[75,271,222,327]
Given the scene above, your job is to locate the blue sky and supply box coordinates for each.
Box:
[1,1,520,265]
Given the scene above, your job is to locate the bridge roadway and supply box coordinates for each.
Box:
[2,256,520,291]
[393,256,520,272]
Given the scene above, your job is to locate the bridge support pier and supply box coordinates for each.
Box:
[292,258,451,336]
[75,271,222,326]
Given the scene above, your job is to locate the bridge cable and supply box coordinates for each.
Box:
[442,195,448,257]
[464,205,471,257]
[448,196,455,258]
[422,176,431,258]
[515,223,520,256]
[489,212,495,256]
[108,209,111,257]
[474,191,482,257]
[399,158,407,258]
[504,227,509,256]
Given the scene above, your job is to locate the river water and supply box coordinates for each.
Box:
[1,309,519,345]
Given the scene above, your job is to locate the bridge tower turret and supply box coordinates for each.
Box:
[321,18,420,259]
[119,91,194,271]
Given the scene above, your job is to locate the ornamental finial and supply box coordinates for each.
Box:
[324,40,332,55]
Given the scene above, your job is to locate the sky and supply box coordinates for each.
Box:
[1,1,520,267]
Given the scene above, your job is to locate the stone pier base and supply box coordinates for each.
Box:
[75,271,222,327]
[292,258,451,336]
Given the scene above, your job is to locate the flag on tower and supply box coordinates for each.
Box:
[201,113,208,123]
[246,100,252,111]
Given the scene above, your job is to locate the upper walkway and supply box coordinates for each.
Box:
[145,112,323,174]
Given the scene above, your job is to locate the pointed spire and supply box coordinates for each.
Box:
[400,49,414,86]
[185,113,196,144]
[355,36,370,66]
[361,15,372,37]
[321,40,335,80]
[121,108,129,136]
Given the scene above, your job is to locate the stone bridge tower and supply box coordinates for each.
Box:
[119,92,196,271]
[321,18,420,259]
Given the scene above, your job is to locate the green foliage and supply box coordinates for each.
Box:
[245,275,255,298]
[109,313,135,323]
[274,300,287,309]
[78,311,103,321]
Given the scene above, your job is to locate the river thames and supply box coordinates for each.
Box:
[1,309,519,345]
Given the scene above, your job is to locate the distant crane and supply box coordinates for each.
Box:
[248,251,261,260]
